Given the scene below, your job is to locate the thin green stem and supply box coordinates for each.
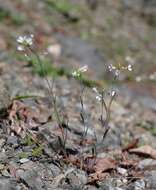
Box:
[28,47,66,151]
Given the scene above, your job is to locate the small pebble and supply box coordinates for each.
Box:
[0,164,4,170]
[7,136,18,145]
[117,167,128,176]
[19,158,30,164]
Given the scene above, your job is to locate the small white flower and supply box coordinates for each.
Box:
[78,65,88,73]
[96,95,102,101]
[92,87,98,94]
[17,45,25,51]
[108,65,113,72]
[108,64,116,72]
[111,90,116,97]
[92,87,102,101]
[16,34,34,47]
[115,69,120,76]
[127,64,132,71]
[25,37,33,46]
[17,36,24,44]
[72,71,79,77]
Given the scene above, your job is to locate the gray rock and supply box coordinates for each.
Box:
[119,85,156,112]
[134,180,146,190]
[50,163,62,177]
[122,0,156,15]
[55,34,106,79]
[20,169,45,190]
[0,163,4,170]
[1,169,12,177]
[145,171,156,189]
[99,183,123,190]
[138,96,156,112]
[138,159,156,170]
[0,79,10,111]
[98,179,126,190]
[16,169,25,178]
[123,0,156,8]
[38,123,64,154]
[143,0,156,6]
[61,168,87,189]
[86,0,98,10]
[19,161,35,170]
[7,136,18,146]
[0,139,6,149]
[0,177,18,190]
[84,185,98,190]
[125,184,135,190]
[123,0,143,10]
[0,152,8,162]
[67,170,87,189]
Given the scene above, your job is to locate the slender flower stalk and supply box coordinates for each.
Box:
[16,34,135,160]
[79,87,89,141]
[92,87,116,142]
[16,34,67,153]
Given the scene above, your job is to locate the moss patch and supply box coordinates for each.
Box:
[32,145,43,157]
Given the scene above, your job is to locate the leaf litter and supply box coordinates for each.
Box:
[3,98,155,186]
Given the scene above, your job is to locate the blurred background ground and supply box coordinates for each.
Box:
[0,0,156,97]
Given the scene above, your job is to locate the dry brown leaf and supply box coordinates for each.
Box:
[122,138,139,151]
[9,100,25,119]
[129,145,156,159]
[94,157,116,173]
[87,157,115,184]
[8,100,51,136]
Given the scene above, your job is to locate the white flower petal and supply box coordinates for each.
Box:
[17,36,24,43]
[127,64,132,71]
[111,90,116,97]
[78,65,88,72]
[115,69,120,76]
[92,87,98,93]
[17,45,25,51]
[96,95,101,101]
